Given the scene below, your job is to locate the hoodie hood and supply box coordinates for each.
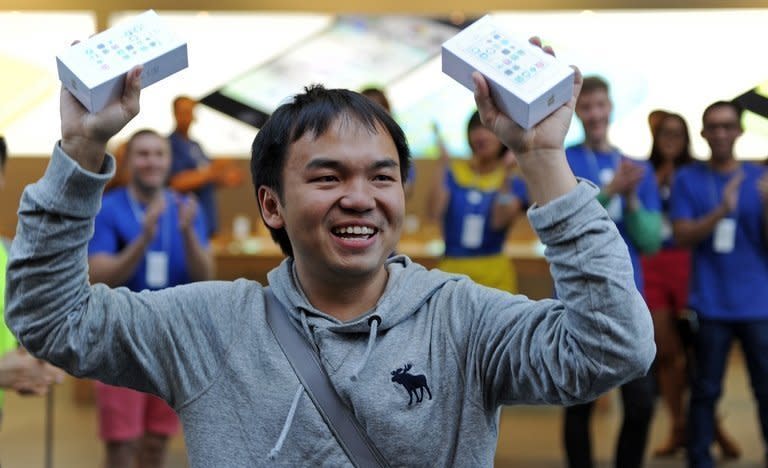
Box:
[266,254,459,334]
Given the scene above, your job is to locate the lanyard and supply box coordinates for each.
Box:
[126,189,171,253]
[583,144,621,187]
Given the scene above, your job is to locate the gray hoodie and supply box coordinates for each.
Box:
[6,145,655,467]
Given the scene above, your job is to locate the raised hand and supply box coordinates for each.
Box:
[60,64,143,172]
[721,171,744,213]
[472,37,582,155]
[141,194,167,241]
[177,194,199,232]
[606,159,646,197]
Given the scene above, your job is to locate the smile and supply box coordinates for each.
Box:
[332,225,377,239]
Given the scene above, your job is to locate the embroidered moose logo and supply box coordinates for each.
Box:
[391,363,432,406]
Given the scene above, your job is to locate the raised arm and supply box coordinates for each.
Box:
[463,39,654,406]
[5,67,235,407]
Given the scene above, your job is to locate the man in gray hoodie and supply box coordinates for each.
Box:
[6,40,654,467]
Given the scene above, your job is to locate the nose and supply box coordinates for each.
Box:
[339,178,375,212]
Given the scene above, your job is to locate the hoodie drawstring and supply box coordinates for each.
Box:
[350,315,382,382]
[267,384,304,460]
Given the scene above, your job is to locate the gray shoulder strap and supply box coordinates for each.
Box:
[264,287,390,468]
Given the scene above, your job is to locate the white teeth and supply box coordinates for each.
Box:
[334,226,375,235]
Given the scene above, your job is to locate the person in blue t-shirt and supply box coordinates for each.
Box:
[562,76,662,468]
[168,96,244,238]
[670,100,768,468]
[88,129,214,468]
[427,110,529,293]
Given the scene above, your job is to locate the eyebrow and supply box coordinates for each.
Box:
[305,158,399,171]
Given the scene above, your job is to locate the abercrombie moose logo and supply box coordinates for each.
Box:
[390,363,432,406]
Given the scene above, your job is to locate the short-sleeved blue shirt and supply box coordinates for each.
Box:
[669,161,768,320]
[88,188,209,292]
[442,161,529,257]
[566,144,661,291]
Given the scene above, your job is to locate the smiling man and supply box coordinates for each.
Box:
[6,40,654,467]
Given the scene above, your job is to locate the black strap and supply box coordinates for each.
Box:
[264,288,390,468]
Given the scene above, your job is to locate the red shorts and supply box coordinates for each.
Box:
[95,382,180,441]
[641,248,690,314]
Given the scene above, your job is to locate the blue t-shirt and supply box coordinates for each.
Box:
[669,161,768,320]
[169,131,218,237]
[88,188,209,292]
[442,161,529,257]
[565,144,661,290]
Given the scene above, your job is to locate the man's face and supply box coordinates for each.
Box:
[128,134,172,192]
[701,105,742,162]
[262,117,405,282]
[469,125,503,162]
[174,98,196,133]
[575,89,612,143]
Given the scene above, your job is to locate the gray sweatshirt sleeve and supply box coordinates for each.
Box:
[5,144,244,407]
[449,180,655,408]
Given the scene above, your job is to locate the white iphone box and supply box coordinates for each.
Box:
[56,10,188,113]
[442,15,574,129]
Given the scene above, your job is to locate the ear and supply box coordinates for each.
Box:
[257,186,285,230]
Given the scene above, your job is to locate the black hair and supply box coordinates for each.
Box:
[250,84,411,257]
[702,100,743,127]
[580,75,610,96]
[466,110,506,158]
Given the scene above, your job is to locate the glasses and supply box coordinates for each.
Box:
[703,122,741,132]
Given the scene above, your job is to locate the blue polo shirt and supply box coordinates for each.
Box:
[669,161,768,320]
[88,188,209,292]
[565,144,661,291]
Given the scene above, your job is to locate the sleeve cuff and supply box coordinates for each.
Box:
[527,178,607,245]
[29,142,116,218]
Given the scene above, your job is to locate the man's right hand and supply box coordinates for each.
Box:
[60,65,142,173]
[141,195,167,241]
[605,159,645,197]
[721,171,744,213]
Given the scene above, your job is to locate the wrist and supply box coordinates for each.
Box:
[59,137,109,173]
[716,202,732,218]
[625,193,641,212]
[138,229,155,247]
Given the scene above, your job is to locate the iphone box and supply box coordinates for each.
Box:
[442,15,574,129]
[56,10,187,113]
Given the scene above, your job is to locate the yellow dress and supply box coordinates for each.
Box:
[436,161,518,293]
